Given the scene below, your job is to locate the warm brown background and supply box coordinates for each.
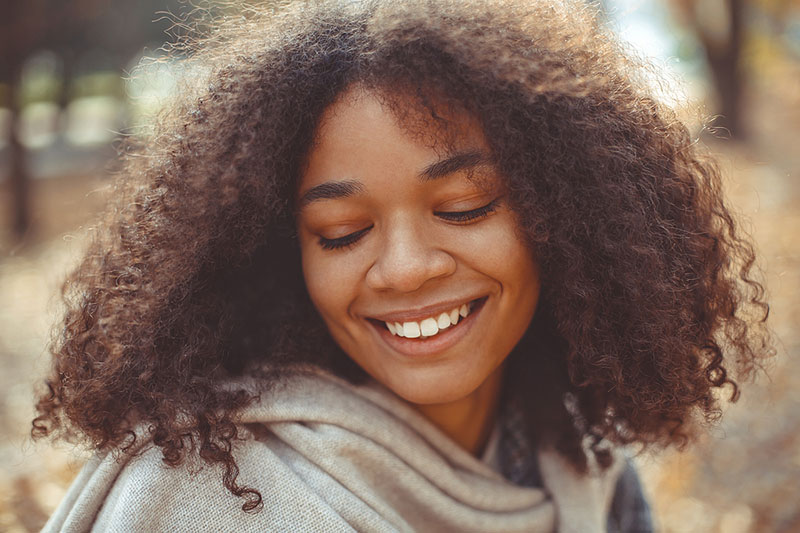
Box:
[1,1,798,531]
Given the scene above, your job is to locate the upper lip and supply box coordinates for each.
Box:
[366,296,484,323]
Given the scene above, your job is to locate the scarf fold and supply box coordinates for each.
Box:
[44,368,621,533]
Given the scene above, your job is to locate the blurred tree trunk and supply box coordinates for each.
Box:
[55,50,76,135]
[6,66,31,240]
[0,0,40,242]
[673,0,746,138]
[8,68,31,239]
[704,0,744,137]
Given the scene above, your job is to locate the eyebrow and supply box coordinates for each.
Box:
[298,149,489,209]
[297,180,365,207]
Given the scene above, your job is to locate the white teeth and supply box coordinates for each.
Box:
[449,308,459,325]
[420,318,438,337]
[403,321,421,338]
[384,301,477,339]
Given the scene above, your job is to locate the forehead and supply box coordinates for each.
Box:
[299,85,492,192]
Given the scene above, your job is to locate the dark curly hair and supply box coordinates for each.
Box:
[33,0,772,512]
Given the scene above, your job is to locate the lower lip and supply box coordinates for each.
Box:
[368,299,485,358]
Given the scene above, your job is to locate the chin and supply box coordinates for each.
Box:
[382,369,484,406]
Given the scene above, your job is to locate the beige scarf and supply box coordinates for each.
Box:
[43,368,622,532]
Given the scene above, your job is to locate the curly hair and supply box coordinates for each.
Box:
[33,0,772,511]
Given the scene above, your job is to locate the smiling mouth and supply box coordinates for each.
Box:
[368,297,487,340]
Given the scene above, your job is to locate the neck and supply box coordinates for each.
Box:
[413,364,505,456]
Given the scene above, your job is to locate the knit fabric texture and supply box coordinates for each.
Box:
[43,368,624,532]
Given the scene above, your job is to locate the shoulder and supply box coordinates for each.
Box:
[496,396,654,531]
[45,436,360,533]
[534,445,654,533]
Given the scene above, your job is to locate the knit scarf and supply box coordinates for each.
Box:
[43,368,622,532]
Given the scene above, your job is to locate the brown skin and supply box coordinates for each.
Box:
[415,363,505,455]
[296,86,541,453]
[33,0,773,512]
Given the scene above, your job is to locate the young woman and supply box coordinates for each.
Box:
[35,0,771,531]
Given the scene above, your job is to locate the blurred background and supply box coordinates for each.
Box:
[0,0,798,531]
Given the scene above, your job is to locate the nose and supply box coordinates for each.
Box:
[365,220,457,292]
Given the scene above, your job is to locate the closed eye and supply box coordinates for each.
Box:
[319,226,372,251]
[317,198,501,251]
[435,198,500,222]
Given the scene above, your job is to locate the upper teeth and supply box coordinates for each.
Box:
[386,302,473,339]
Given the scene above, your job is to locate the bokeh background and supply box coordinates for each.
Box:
[1,0,798,531]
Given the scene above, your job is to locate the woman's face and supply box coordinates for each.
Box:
[296,86,540,406]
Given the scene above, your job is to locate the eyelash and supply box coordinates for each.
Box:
[318,198,500,251]
[436,198,499,222]
[319,226,372,251]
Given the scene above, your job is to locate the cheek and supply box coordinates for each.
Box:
[463,215,539,289]
[505,239,540,294]
[473,217,541,330]
[300,245,361,322]
[503,237,541,311]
